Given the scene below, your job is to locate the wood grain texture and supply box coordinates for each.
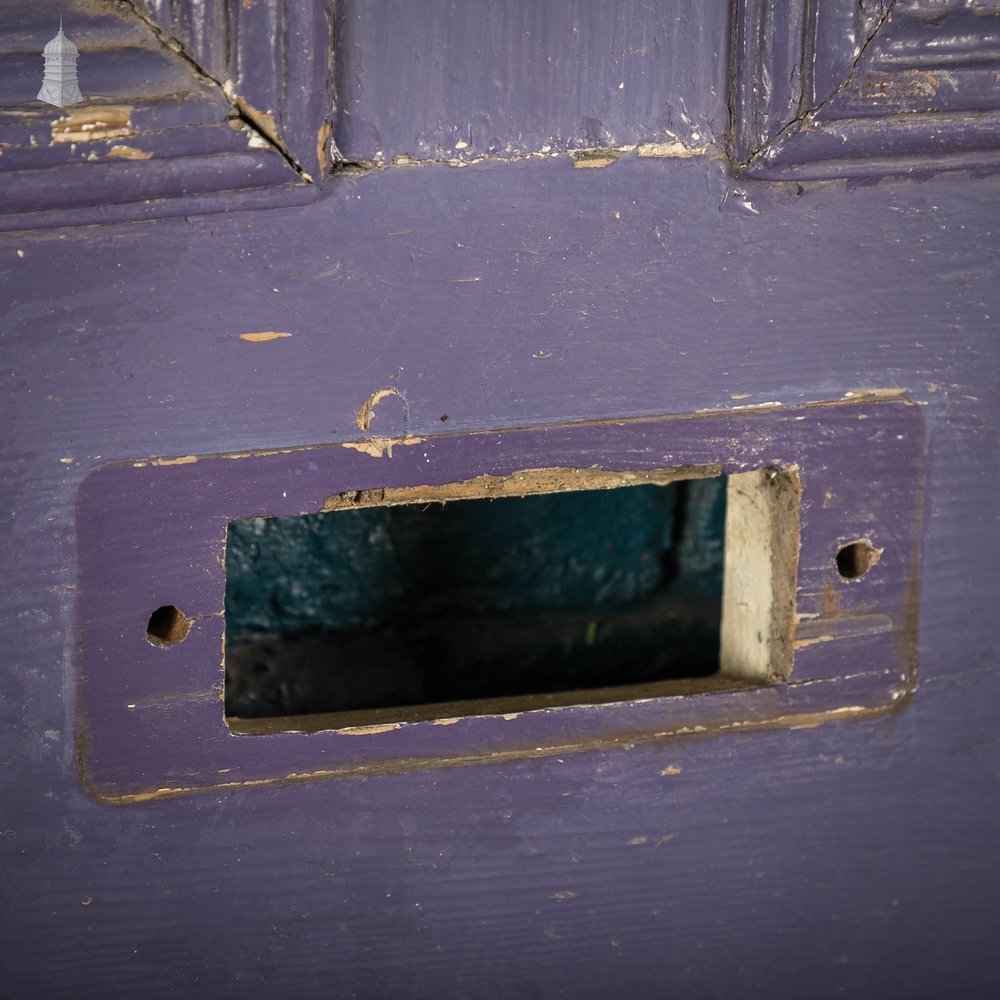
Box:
[136,0,230,80]
[0,18,999,992]
[334,0,728,162]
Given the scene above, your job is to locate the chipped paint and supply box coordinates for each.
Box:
[793,634,836,650]
[659,765,683,776]
[132,455,199,468]
[571,151,620,168]
[341,435,425,459]
[323,463,719,511]
[788,707,869,730]
[636,140,709,158]
[51,106,133,144]
[239,331,292,343]
[316,119,331,174]
[378,139,713,172]
[356,387,406,431]
[698,400,783,414]
[336,723,404,736]
[105,145,152,160]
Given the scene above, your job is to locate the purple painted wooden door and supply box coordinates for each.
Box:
[1,1,998,996]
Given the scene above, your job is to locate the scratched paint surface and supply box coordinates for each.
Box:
[334,0,728,162]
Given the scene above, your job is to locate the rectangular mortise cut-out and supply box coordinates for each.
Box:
[77,399,917,798]
[223,466,799,732]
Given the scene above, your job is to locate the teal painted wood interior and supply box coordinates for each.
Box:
[224,478,727,719]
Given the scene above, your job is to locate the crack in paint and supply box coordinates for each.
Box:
[737,0,901,171]
[119,0,312,182]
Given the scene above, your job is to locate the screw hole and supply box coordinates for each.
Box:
[836,540,881,581]
[146,605,191,646]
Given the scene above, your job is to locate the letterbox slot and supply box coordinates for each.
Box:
[222,467,798,731]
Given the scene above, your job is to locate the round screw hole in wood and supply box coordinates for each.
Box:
[836,540,881,581]
[146,605,192,647]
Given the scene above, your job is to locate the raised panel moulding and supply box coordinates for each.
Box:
[0,1,331,231]
[731,0,1000,178]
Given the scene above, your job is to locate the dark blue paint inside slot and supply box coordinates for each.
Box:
[224,478,726,719]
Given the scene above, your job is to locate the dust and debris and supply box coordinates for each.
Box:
[659,765,682,776]
[550,891,576,901]
[239,331,292,343]
[234,122,272,150]
[16,249,24,258]
[59,457,74,464]
[233,99,280,148]
[627,836,648,846]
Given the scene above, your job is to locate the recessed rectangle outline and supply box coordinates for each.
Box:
[74,395,922,803]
